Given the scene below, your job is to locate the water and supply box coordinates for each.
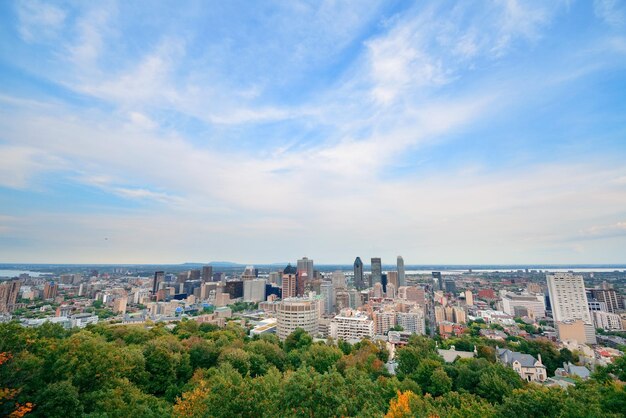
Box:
[0,270,48,278]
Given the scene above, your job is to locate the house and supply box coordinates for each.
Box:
[496,347,547,382]
[554,362,590,380]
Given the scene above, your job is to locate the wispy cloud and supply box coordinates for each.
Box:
[1,1,626,263]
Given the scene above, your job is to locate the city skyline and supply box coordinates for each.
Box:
[1,1,626,264]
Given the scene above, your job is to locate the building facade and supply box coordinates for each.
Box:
[276,297,320,340]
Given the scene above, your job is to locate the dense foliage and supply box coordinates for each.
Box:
[0,320,624,417]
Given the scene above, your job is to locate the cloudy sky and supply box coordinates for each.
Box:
[1,0,625,265]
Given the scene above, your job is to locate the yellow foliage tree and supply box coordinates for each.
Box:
[1,352,34,417]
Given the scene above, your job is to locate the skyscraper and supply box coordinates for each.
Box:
[202,265,213,283]
[320,281,334,315]
[282,264,298,299]
[353,257,364,290]
[152,271,165,295]
[297,257,314,295]
[371,258,382,287]
[432,272,443,291]
[397,256,405,287]
[547,273,591,323]
[297,257,314,281]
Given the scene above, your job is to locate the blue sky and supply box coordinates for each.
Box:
[1,0,626,264]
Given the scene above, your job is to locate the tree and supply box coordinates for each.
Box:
[301,343,343,374]
[218,348,251,376]
[283,328,312,353]
[385,390,417,418]
[33,380,82,417]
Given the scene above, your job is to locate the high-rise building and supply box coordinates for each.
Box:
[331,271,346,289]
[276,297,319,340]
[0,280,21,313]
[297,257,314,282]
[202,266,213,283]
[386,283,396,299]
[453,306,467,324]
[592,310,623,331]
[189,269,201,281]
[546,273,592,323]
[387,271,398,289]
[282,264,298,299]
[43,281,58,300]
[353,257,364,290]
[432,272,443,291]
[396,308,426,334]
[465,290,474,306]
[589,288,622,313]
[397,256,405,287]
[320,281,334,315]
[444,280,456,294]
[373,310,396,335]
[152,271,165,295]
[244,279,266,302]
[224,280,244,299]
[381,273,388,294]
[371,258,382,287]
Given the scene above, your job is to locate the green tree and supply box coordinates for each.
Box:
[283,328,312,353]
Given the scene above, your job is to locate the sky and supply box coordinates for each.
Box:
[1,0,626,265]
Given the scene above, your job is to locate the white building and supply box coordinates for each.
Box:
[501,293,546,319]
[276,297,319,340]
[547,273,591,323]
[593,310,623,331]
[243,279,266,303]
[329,310,374,340]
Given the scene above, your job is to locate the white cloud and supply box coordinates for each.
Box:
[594,0,626,27]
[16,0,66,43]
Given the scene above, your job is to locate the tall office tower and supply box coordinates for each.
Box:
[465,290,474,306]
[242,266,257,280]
[297,257,314,282]
[320,281,334,315]
[387,271,398,289]
[276,298,319,340]
[188,269,201,281]
[202,265,213,283]
[297,257,314,296]
[397,256,406,287]
[331,271,346,289]
[0,280,21,313]
[432,272,443,291]
[371,258,382,286]
[282,265,298,299]
[177,272,188,284]
[153,271,165,295]
[386,283,396,299]
[381,273,388,294]
[444,280,456,294]
[354,257,364,290]
[589,288,622,313]
[547,273,591,323]
[43,281,58,300]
